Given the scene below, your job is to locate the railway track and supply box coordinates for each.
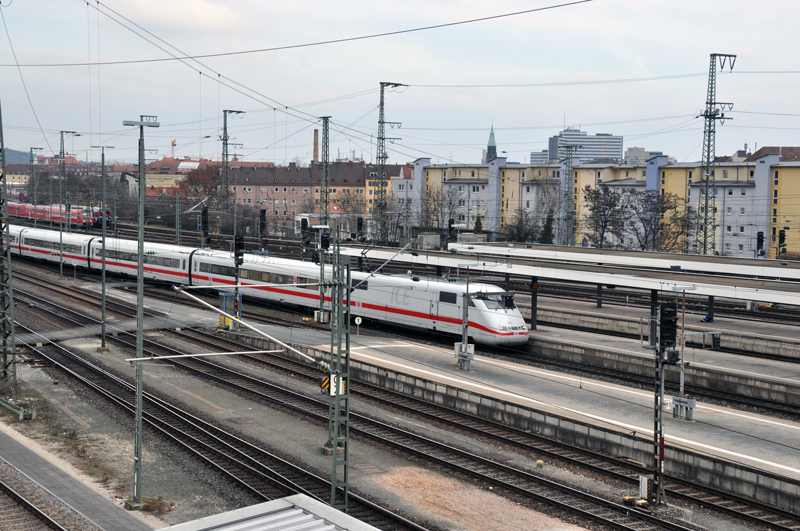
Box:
[0,476,68,531]
[15,283,695,530]
[13,321,427,531]
[173,328,800,531]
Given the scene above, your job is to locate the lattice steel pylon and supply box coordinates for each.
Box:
[696,53,736,255]
[374,82,404,245]
[561,145,579,246]
[320,117,330,225]
[327,221,351,511]
[0,98,17,387]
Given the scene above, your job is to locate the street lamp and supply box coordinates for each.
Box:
[122,116,159,505]
[91,145,114,353]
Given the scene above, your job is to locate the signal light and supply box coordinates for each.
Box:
[712,334,721,350]
[201,207,209,232]
[659,302,678,350]
[665,350,680,365]
[321,232,330,250]
[756,231,764,251]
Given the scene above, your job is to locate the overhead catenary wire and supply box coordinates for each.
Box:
[5,1,594,68]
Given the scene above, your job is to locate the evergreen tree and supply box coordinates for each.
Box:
[538,209,554,244]
[473,214,484,234]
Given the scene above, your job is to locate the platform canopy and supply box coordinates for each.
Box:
[157,494,379,531]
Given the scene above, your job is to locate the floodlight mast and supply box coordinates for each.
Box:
[122,116,159,505]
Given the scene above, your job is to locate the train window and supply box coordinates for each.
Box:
[211,264,220,274]
[352,281,368,291]
[261,272,271,282]
[476,293,516,310]
[439,292,457,304]
[183,260,186,270]
[273,274,286,284]
[239,269,248,279]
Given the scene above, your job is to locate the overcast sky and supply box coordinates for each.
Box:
[0,0,798,166]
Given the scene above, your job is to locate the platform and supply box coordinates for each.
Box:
[0,428,153,531]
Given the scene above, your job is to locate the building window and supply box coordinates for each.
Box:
[773,189,778,205]
[739,226,744,233]
[526,186,530,193]
[425,170,429,177]
[688,171,692,184]
[661,171,665,185]
[738,244,744,252]
[274,187,279,192]
[740,207,745,214]
[773,208,777,223]
[726,225,731,233]
[522,171,525,178]
[749,170,754,181]
[443,170,447,178]
[725,243,731,251]
[774,170,779,186]
[398,184,404,191]
[772,227,776,242]
[728,189,733,196]
[722,170,729,180]
[471,170,475,177]
[574,171,578,184]
[687,189,691,198]
[526,200,530,208]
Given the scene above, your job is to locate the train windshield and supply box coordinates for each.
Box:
[475,293,516,310]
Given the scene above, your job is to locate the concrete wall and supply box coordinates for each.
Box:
[524,305,800,361]
[226,331,800,513]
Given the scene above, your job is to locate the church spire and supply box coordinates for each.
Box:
[486,124,497,162]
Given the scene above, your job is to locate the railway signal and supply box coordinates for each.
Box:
[659,302,678,350]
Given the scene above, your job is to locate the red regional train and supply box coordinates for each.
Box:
[7,202,111,228]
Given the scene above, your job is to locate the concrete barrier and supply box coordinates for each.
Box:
[225,331,800,514]
[527,335,800,408]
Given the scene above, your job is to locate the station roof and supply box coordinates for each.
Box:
[157,494,380,531]
[340,246,800,306]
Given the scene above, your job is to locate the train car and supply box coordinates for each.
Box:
[8,202,87,226]
[87,236,191,283]
[14,227,94,264]
[8,224,529,346]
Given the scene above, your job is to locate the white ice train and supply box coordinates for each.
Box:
[7,225,529,346]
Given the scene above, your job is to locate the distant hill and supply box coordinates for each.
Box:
[2,148,29,165]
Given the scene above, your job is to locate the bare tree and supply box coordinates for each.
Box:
[624,189,695,252]
[581,184,625,248]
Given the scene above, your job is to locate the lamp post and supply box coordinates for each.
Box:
[122,116,159,505]
[92,145,114,353]
[670,285,697,398]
